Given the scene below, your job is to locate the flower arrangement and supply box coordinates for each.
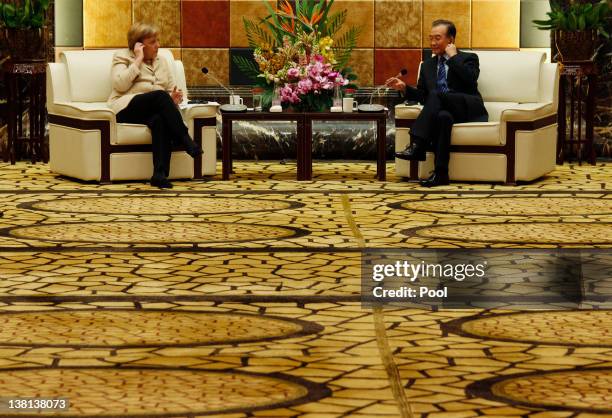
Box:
[233,0,361,111]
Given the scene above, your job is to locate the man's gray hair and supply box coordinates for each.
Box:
[432,19,456,39]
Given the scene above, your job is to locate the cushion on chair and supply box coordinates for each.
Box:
[484,101,520,121]
[451,122,501,146]
[110,152,194,181]
[474,50,545,103]
[116,123,152,145]
[62,49,116,102]
[173,61,188,98]
[539,62,559,106]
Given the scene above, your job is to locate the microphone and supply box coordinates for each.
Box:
[359,68,408,112]
[201,67,232,95]
[201,67,247,112]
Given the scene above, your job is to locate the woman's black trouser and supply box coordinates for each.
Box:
[116,90,189,179]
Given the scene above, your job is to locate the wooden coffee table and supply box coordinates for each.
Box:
[220,110,387,181]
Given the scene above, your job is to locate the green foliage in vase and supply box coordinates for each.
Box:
[533,0,610,38]
[1,0,50,29]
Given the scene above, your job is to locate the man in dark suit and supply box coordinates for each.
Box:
[387,20,488,187]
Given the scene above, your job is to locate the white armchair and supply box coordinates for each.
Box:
[395,51,559,184]
[46,49,219,183]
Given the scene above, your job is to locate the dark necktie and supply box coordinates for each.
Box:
[437,56,449,93]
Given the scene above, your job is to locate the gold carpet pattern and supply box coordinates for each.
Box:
[0,368,320,416]
[413,222,612,245]
[444,310,612,347]
[0,310,319,347]
[0,161,610,417]
[28,196,300,214]
[9,221,304,244]
[399,196,612,215]
[471,368,612,412]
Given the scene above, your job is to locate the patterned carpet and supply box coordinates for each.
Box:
[0,161,610,417]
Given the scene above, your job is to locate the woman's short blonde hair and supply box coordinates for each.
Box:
[127,22,159,50]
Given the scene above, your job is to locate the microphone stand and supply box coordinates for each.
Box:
[357,69,404,112]
[202,68,247,112]
[357,86,386,112]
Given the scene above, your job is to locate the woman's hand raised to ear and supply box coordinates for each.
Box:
[134,42,145,65]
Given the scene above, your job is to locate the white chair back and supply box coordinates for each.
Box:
[62,49,115,102]
[60,48,183,102]
[474,50,545,103]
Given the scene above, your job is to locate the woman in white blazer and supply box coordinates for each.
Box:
[108,22,201,189]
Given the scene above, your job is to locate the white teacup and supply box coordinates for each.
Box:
[343,97,358,112]
[230,95,243,105]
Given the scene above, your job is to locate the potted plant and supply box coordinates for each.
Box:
[0,0,50,62]
[533,0,610,61]
[233,0,360,111]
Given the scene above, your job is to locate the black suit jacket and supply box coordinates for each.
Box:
[405,51,488,122]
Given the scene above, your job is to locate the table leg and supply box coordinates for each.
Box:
[17,77,23,144]
[7,74,17,165]
[41,73,48,163]
[229,124,234,174]
[377,117,386,181]
[569,75,575,162]
[304,118,312,180]
[29,76,37,164]
[557,75,566,164]
[222,118,231,180]
[297,117,304,180]
[586,74,596,165]
[577,75,583,165]
[3,73,10,163]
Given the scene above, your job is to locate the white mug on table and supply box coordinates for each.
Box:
[343,97,358,112]
[230,95,243,105]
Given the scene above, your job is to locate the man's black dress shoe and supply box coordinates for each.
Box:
[395,143,426,161]
[150,177,173,189]
[419,172,450,187]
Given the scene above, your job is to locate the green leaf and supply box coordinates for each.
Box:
[261,1,284,36]
[232,55,261,82]
[600,1,609,19]
[23,0,31,22]
[325,10,346,36]
[15,7,26,27]
[244,17,277,49]
[558,14,567,30]
[333,25,361,69]
[317,0,334,34]
[533,19,552,26]
[568,12,577,30]
[578,14,585,30]
[31,14,43,27]
[294,0,302,18]
[260,17,285,44]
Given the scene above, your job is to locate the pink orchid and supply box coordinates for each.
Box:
[287,68,300,79]
[298,78,313,93]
